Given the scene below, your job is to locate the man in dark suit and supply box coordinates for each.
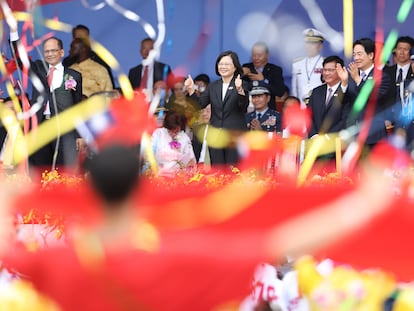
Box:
[383,36,414,133]
[10,30,83,170]
[242,42,286,110]
[308,55,351,138]
[346,38,392,148]
[128,38,172,93]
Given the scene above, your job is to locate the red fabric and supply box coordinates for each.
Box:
[5,0,72,11]
[282,103,311,137]
[315,194,414,282]
[95,92,158,149]
[314,142,414,281]
[12,183,103,226]
[8,176,359,310]
[5,58,18,75]
[139,176,354,230]
[4,230,262,311]
[139,65,149,89]
[47,66,55,87]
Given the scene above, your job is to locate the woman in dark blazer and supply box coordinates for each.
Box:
[185,50,249,165]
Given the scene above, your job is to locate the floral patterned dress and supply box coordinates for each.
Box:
[151,127,196,176]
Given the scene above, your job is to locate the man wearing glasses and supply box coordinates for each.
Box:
[9,28,83,171]
[307,55,351,139]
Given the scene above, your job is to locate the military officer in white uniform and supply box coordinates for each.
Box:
[291,28,325,107]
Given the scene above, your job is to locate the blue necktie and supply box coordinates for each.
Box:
[397,68,403,83]
[326,87,333,106]
[361,71,367,81]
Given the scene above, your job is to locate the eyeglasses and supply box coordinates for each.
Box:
[218,62,233,67]
[322,68,336,73]
[44,49,61,55]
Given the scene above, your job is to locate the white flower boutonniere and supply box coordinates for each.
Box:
[64,74,77,91]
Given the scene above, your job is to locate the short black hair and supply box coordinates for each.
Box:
[87,145,140,205]
[141,37,155,45]
[353,38,375,58]
[43,37,63,49]
[215,50,243,77]
[194,73,210,85]
[72,24,90,38]
[163,110,186,131]
[395,36,414,48]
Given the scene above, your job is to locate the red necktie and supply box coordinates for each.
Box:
[140,65,149,89]
[48,66,56,88]
[45,66,56,114]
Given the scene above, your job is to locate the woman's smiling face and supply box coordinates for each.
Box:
[217,55,236,79]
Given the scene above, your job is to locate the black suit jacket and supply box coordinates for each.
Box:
[242,62,286,109]
[384,64,414,93]
[128,61,172,89]
[0,126,7,149]
[383,64,414,125]
[190,77,249,131]
[308,83,351,137]
[347,68,392,145]
[27,61,83,123]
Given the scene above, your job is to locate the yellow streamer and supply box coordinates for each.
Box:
[298,133,343,185]
[343,0,354,59]
[0,105,26,168]
[141,132,158,173]
[91,41,119,70]
[0,50,7,74]
[5,82,23,115]
[117,73,134,100]
[12,12,71,32]
[13,96,109,164]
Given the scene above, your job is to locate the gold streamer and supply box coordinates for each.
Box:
[13,96,109,164]
[343,0,354,59]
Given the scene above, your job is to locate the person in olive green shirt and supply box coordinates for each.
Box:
[69,38,113,98]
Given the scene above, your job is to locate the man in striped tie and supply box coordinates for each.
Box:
[346,37,393,149]
[308,55,351,139]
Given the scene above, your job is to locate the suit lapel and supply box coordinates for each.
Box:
[58,68,69,90]
[358,68,374,89]
[390,64,397,81]
[223,82,234,105]
[222,81,234,104]
[212,81,223,108]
